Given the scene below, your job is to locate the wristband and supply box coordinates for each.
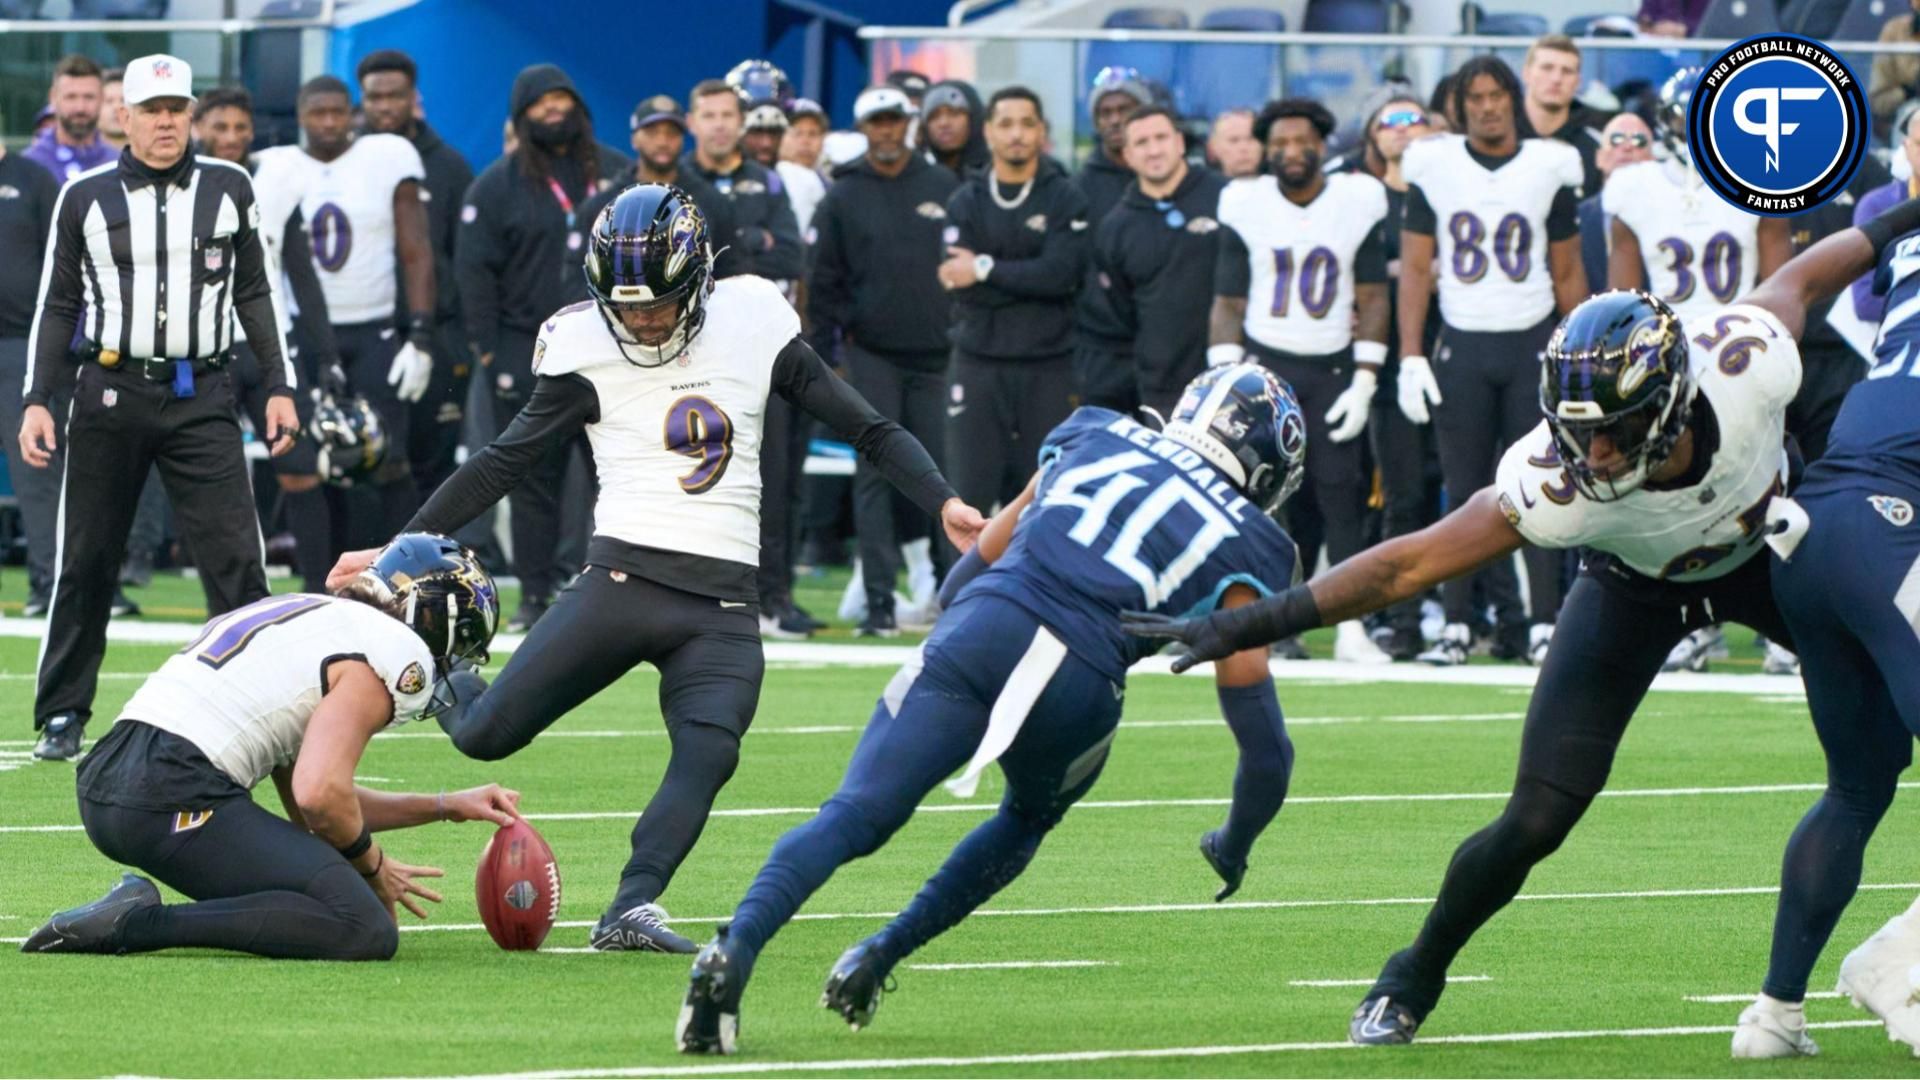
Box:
[1217,583,1323,653]
[406,313,433,348]
[1207,342,1246,368]
[337,825,373,861]
[1860,196,1920,262]
[1353,340,1388,367]
[973,253,995,281]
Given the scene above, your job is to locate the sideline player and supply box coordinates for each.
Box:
[21,534,507,960]
[676,363,1307,1054]
[326,184,984,954]
[1730,199,1920,1059]
[1126,202,1911,1044]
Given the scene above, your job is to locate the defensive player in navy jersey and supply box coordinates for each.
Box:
[1732,210,1920,1058]
[675,363,1307,1055]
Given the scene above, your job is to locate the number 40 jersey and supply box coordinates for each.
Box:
[961,408,1299,680]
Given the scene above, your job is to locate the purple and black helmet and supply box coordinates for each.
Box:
[582,183,714,367]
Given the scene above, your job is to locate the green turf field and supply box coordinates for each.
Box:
[0,579,1908,1078]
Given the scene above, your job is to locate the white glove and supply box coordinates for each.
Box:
[1206,342,1245,368]
[387,341,433,403]
[1397,355,1443,425]
[1324,368,1377,444]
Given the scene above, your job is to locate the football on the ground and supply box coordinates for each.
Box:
[475,819,560,951]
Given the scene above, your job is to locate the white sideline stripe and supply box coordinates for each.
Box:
[0,616,1808,695]
[1291,975,1490,987]
[1683,991,1845,1004]
[373,1020,1888,1079]
[0,780,1901,833]
[907,960,1113,971]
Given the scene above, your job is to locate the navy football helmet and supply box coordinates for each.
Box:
[583,184,714,367]
[1656,66,1704,167]
[1164,363,1308,515]
[1540,290,1697,502]
[352,533,499,669]
[726,59,794,109]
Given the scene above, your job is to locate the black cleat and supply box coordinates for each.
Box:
[21,873,159,953]
[32,715,85,762]
[677,925,744,1055]
[821,939,896,1030]
[1350,994,1422,1045]
[589,902,698,954]
[1199,829,1246,902]
[109,589,141,618]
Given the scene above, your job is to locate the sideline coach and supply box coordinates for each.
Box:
[19,55,298,762]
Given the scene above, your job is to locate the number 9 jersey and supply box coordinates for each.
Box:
[960,407,1299,680]
[1493,303,1802,582]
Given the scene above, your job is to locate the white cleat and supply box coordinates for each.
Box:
[1731,994,1819,1058]
[1837,907,1920,1053]
[1527,623,1553,667]
[1762,640,1801,676]
[1334,620,1393,665]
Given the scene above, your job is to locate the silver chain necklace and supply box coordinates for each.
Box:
[990,173,1036,210]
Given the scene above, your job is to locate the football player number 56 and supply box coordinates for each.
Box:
[664,395,734,495]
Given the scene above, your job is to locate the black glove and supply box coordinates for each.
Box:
[1120,584,1323,673]
[1120,610,1237,674]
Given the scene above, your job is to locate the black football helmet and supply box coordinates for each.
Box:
[1540,290,1696,502]
[1656,66,1704,168]
[308,390,387,487]
[726,59,794,109]
[1163,362,1308,515]
[353,533,499,669]
[582,183,715,367]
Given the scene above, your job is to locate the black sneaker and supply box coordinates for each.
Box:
[119,552,154,589]
[856,610,900,639]
[589,902,697,953]
[789,602,827,632]
[677,924,745,1055]
[21,873,159,953]
[1349,994,1422,1045]
[507,599,548,633]
[109,590,140,618]
[21,592,49,618]
[821,938,897,1030]
[1270,636,1309,660]
[32,715,85,761]
[1382,626,1423,662]
[758,608,811,640]
[1199,829,1246,902]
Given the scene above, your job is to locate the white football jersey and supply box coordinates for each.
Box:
[1404,135,1584,332]
[1493,303,1802,582]
[533,275,800,568]
[258,134,425,325]
[1604,159,1764,328]
[1218,172,1388,355]
[122,595,435,790]
[776,160,827,236]
[246,150,305,334]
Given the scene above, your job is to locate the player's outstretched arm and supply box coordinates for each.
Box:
[1124,487,1524,670]
[1743,196,1920,338]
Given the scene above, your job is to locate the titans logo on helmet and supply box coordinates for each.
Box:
[1686,33,1867,216]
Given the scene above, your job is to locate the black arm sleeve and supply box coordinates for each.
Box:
[1403,183,1437,236]
[406,372,598,534]
[1547,185,1580,242]
[1354,219,1390,284]
[771,335,956,516]
[281,208,341,367]
[1215,223,1252,297]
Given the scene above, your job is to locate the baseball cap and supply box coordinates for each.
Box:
[788,97,827,124]
[854,86,914,124]
[123,54,195,105]
[745,102,790,132]
[631,94,686,132]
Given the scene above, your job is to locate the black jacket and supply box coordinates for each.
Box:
[396,121,472,328]
[946,158,1087,361]
[1073,143,1135,347]
[689,156,804,281]
[1542,102,1612,204]
[1096,166,1229,397]
[808,154,958,366]
[574,165,739,296]
[455,140,632,356]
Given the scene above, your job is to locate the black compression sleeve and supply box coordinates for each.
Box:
[1403,184,1437,236]
[1214,583,1325,653]
[406,373,598,535]
[1215,224,1252,296]
[1546,185,1580,242]
[773,336,957,516]
[1861,196,1920,262]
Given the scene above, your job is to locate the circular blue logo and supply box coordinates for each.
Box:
[1687,34,1866,216]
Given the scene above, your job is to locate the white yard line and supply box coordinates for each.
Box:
[372,1020,1887,1079]
[906,960,1114,971]
[1682,991,1846,1004]
[1290,975,1490,988]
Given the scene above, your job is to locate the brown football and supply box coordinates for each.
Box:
[475,819,560,951]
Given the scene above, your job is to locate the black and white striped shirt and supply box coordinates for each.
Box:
[24,148,294,407]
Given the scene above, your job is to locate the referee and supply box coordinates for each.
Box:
[19,55,297,762]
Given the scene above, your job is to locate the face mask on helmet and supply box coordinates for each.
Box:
[352,533,500,672]
[1540,294,1694,502]
[1163,362,1307,517]
[582,188,715,367]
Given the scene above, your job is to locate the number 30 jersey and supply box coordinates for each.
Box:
[121,595,436,790]
[963,408,1299,679]
[1493,303,1802,582]
[1604,160,1763,327]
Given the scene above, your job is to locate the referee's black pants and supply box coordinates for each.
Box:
[35,362,269,729]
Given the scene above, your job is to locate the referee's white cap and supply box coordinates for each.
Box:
[124,55,196,106]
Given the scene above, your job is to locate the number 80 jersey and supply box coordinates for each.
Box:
[963,408,1299,680]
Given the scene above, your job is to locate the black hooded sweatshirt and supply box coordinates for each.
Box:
[945,157,1087,361]
[808,153,959,366]
[1072,143,1135,348]
[1096,165,1229,398]
[921,79,990,179]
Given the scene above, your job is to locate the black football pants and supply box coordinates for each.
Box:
[1252,343,1369,572]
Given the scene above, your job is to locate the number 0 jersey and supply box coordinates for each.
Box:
[1494,303,1801,582]
[1404,134,1584,332]
[1604,160,1763,327]
[963,407,1298,679]
[257,134,425,325]
[121,595,436,790]
[1216,172,1389,356]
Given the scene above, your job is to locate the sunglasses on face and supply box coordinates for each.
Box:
[1378,109,1426,129]
[1608,132,1651,148]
